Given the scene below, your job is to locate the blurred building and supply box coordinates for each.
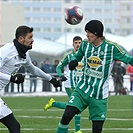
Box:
[1,0,133,41]
[0,1,24,43]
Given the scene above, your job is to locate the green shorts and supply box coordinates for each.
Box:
[67,89,107,120]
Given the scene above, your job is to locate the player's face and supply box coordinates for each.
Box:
[86,30,99,46]
[73,40,82,52]
[20,32,34,50]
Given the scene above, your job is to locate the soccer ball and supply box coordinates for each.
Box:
[64,6,83,25]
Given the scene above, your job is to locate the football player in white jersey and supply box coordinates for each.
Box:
[0,25,61,133]
[56,20,133,133]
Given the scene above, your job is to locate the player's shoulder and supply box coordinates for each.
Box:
[105,38,120,48]
[82,38,88,43]
[105,38,115,44]
[0,42,14,53]
[1,43,11,49]
[81,38,89,48]
[65,50,73,56]
[61,50,73,62]
[105,38,125,53]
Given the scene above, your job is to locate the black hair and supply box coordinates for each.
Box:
[15,25,34,39]
[73,36,82,42]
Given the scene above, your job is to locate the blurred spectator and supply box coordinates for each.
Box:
[126,65,133,92]
[4,83,14,93]
[29,60,38,92]
[10,82,14,93]
[40,61,44,68]
[111,61,126,95]
[41,58,54,91]
[5,83,10,93]
[17,66,25,92]
[53,59,59,73]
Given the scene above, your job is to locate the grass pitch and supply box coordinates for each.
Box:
[0,95,133,133]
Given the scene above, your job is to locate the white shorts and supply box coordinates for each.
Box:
[0,98,12,119]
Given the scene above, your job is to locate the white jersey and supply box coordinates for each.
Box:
[0,42,52,119]
[0,42,52,90]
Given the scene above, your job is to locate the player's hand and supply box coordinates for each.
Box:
[60,75,67,81]
[10,74,24,84]
[69,60,78,70]
[49,77,61,87]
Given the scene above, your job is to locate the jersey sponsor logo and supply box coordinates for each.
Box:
[87,56,102,68]
[74,71,83,77]
[85,68,102,79]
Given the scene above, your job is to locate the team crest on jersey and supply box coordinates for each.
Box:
[76,62,84,71]
[100,51,104,55]
[87,56,102,68]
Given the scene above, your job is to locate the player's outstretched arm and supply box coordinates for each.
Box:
[26,61,62,87]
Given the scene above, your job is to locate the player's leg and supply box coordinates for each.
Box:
[44,87,72,111]
[74,113,82,133]
[56,105,79,133]
[92,120,104,133]
[67,88,82,133]
[88,97,107,133]
[52,87,72,109]
[0,113,20,133]
[56,90,86,133]
[0,98,20,133]
[44,97,67,110]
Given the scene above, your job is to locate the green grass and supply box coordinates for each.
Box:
[0,95,133,133]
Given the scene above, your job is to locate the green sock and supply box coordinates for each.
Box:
[56,122,68,133]
[53,102,66,109]
[74,113,81,132]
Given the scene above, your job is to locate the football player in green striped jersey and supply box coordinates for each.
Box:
[44,36,83,133]
[56,20,133,133]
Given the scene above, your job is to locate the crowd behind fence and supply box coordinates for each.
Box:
[3,73,131,95]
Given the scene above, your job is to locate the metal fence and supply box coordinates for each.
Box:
[3,74,131,95]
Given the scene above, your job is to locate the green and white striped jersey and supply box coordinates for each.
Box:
[73,38,133,99]
[56,50,84,88]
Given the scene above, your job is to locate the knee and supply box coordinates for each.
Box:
[61,105,79,125]
[61,110,74,125]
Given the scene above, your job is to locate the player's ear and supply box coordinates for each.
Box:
[20,36,24,40]
[18,36,24,42]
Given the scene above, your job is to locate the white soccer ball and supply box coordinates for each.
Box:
[64,6,83,25]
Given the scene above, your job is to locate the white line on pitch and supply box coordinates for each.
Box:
[15,115,133,121]
[0,127,133,131]
[12,109,132,111]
